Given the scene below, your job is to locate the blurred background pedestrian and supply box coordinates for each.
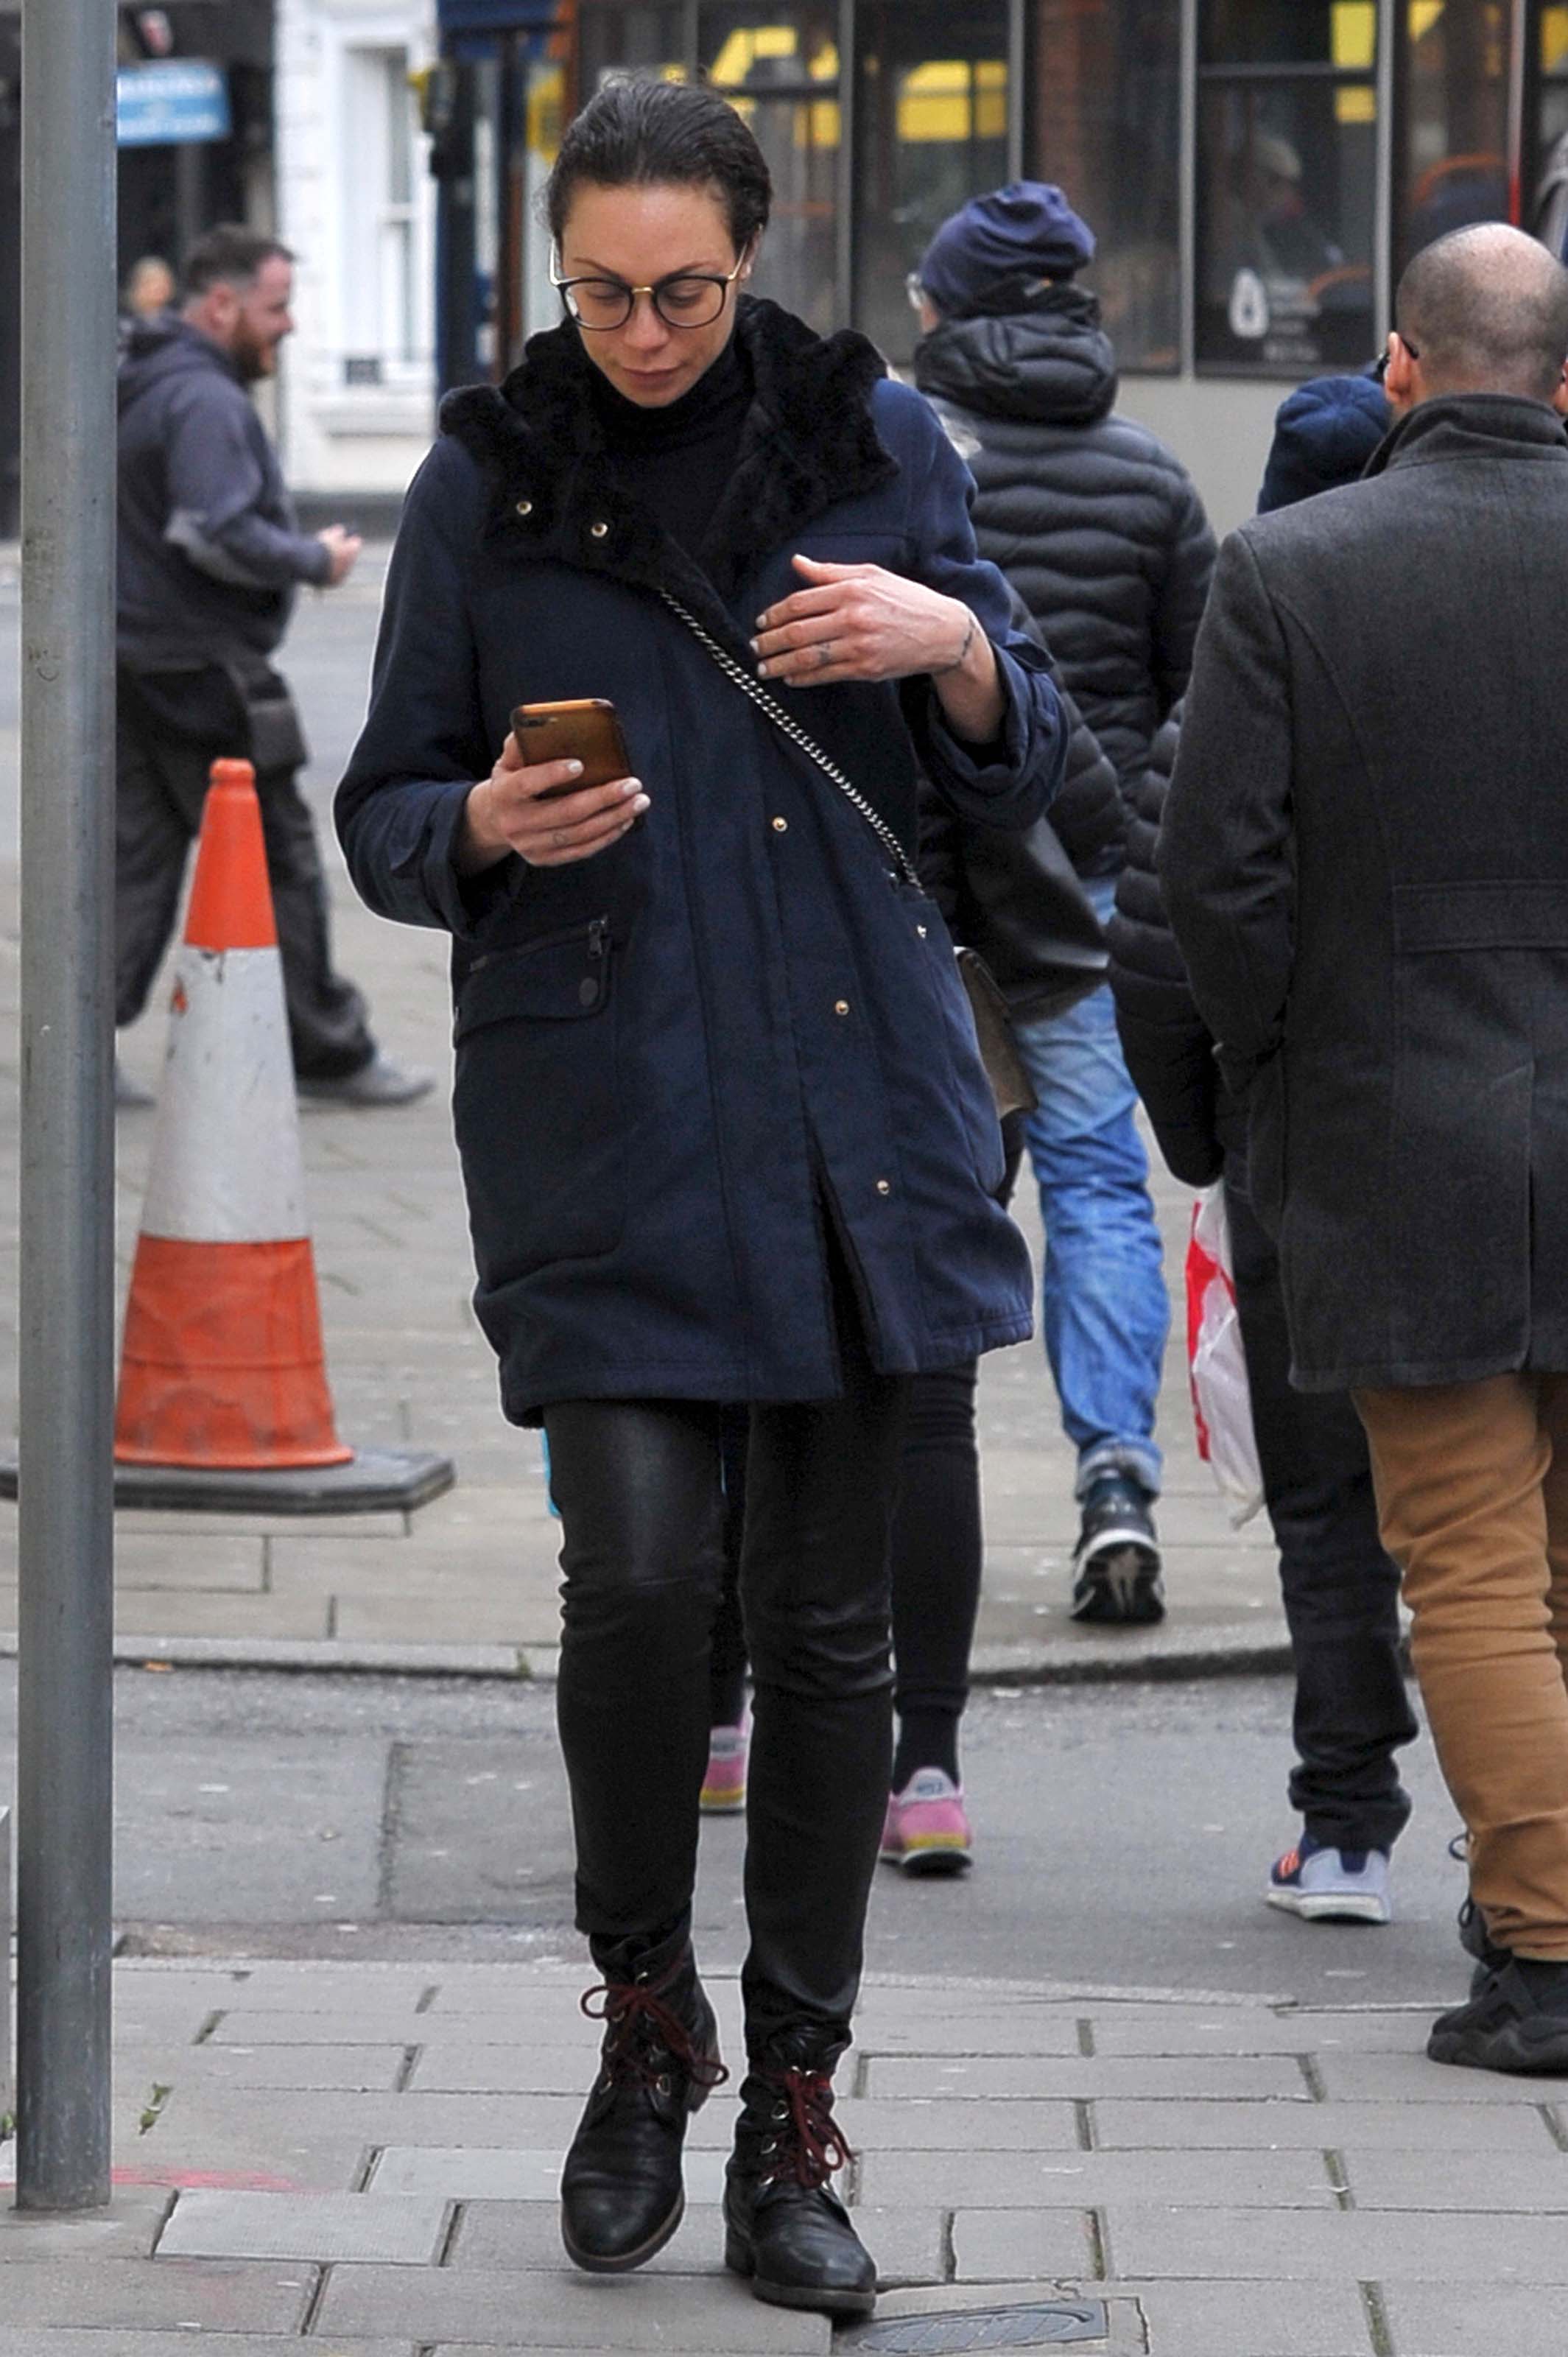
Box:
[116,223,432,1109]
[910,182,1215,1626]
[1111,370,1419,1931]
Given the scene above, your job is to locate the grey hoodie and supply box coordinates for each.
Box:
[116,314,330,673]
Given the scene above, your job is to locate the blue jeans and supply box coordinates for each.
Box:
[1013,876,1167,1500]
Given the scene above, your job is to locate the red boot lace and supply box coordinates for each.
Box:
[758,2065,854,2189]
[580,1966,728,2097]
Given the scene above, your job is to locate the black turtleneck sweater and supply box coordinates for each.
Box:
[590,335,753,563]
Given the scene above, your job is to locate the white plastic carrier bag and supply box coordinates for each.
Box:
[1185,1184,1265,1529]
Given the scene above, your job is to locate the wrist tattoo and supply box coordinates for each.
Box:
[932,611,977,679]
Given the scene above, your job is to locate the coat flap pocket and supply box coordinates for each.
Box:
[1394,882,1568,953]
[456,920,611,1039]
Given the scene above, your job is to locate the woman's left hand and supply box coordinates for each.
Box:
[753,555,977,687]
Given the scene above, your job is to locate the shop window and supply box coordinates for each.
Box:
[1393,0,1511,278]
[703,4,841,333]
[578,3,686,92]
[1031,0,1181,375]
[854,0,1009,363]
[340,46,423,376]
[1197,0,1377,375]
[1536,4,1568,256]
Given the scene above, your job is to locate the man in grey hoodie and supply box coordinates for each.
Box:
[116,224,429,1106]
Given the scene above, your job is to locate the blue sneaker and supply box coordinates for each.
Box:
[1267,1833,1393,1925]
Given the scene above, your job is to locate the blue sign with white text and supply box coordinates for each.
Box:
[118,60,232,148]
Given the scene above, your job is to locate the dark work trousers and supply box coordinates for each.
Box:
[1224,1161,1417,1854]
[116,666,375,1081]
[544,1271,910,2048]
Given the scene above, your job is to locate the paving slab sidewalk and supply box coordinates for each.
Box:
[0,1956,1561,2356]
[0,558,1286,1685]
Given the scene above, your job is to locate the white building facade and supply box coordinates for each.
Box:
[274,0,439,498]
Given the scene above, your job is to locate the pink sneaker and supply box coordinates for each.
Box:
[700,1717,749,1813]
[879,1768,973,1875]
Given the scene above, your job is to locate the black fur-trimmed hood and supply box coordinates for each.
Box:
[439,296,897,651]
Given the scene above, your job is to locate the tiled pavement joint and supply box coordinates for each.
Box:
[1322,2148,1353,2209]
[1086,2205,1110,2281]
[298,2261,331,2336]
[1296,2051,1328,2101]
[1541,2101,1568,2151]
[435,2201,462,2268]
[1072,2100,1095,2152]
[938,2210,957,2283]
[1359,2279,1394,2357]
[1075,2017,1095,2057]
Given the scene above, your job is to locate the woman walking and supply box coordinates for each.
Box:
[337,77,1063,2317]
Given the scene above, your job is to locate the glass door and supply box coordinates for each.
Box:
[853,0,1010,363]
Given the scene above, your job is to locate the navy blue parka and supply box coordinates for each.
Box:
[337,298,1066,1422]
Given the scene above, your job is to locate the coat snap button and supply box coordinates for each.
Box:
[834,1000,850,1016]
[771,816,788,834]
[578,978,600,1008]
[916,924,927,938]
[515,498,533,518]
[589,520,610,539]
[875,1178,891,1197]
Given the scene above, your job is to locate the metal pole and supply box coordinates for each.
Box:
[15,0,118,2212]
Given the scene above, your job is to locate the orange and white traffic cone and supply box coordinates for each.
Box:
[113,759,353,1472]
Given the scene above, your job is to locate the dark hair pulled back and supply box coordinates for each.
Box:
[545,77,772,256]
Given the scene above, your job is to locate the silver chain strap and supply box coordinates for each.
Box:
[659,590,923,892]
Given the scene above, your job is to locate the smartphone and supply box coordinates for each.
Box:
[510,698,632,800]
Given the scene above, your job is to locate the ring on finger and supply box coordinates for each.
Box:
[816,640,834,670]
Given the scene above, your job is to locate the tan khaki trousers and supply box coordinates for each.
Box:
[1354,1373,1568,1960]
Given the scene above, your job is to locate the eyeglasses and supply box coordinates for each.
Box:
[551,248,750,331]
[1374,332,1420,382]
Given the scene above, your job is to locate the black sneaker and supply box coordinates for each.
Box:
[1071,1475,1164,1624]
[1428,1957,1568,2076]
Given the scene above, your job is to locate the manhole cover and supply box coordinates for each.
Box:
[840,2299,1109,2352]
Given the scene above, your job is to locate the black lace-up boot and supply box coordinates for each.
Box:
[560,1925,726,2273]
[723,2029,876,2317]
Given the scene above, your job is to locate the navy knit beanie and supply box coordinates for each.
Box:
[1257,373,1391,513]
[918,182,1095,319]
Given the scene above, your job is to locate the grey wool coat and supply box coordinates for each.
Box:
[1159,394,1568,1392]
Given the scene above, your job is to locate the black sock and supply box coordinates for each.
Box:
[1511,1956,1568,2002]
[708,1670,748,1729]
[893,1708,961,1789]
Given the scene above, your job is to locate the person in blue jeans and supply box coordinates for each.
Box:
[913,182,1214,1615]
[1011,875,1170,1616]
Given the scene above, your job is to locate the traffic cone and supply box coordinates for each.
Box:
[113,759,353,1471]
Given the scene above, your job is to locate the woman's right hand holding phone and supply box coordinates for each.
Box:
[457,733,649,874]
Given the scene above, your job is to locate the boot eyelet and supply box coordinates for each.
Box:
[771,2103,788,2123]
[657,2073,672,2096]
[761,2138,776,2155]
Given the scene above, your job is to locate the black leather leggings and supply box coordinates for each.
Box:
[544,1316,910,2045]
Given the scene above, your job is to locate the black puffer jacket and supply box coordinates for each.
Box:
[914,285,1216,870]
[1107,707,1234,1187]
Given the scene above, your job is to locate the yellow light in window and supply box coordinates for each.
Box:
[527,61,565,156]
[1332,1,1376,68]
[1410,0,1445,45]
[1335,86,1377,122]
[1544,3,1568,71]
[899,59,1008,144]
[709,24,798,88]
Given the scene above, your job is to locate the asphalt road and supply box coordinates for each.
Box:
[0,1664,1469,2011]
